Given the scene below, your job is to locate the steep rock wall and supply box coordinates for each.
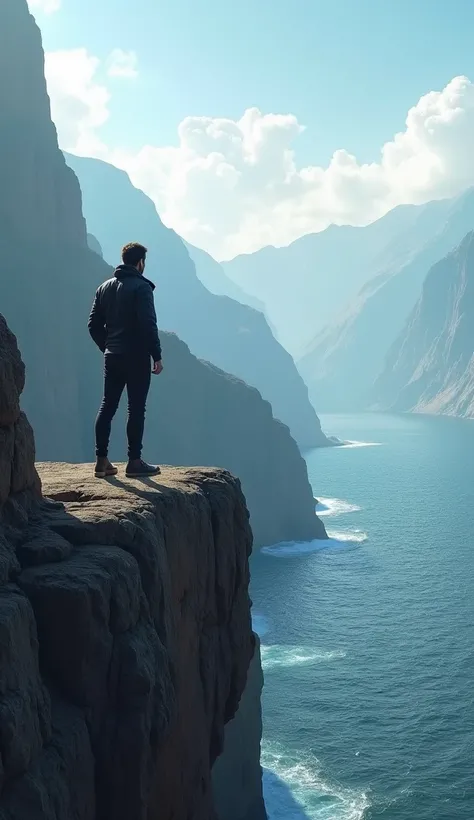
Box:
[212,637,267,820]
[0,313,259,820]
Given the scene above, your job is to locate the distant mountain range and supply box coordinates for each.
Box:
[66,153,329,449]
[374,231,474,417]
[219,190,474,413]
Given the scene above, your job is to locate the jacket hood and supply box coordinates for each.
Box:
[114,264,155,291]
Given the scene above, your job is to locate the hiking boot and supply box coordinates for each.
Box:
[125,459,161,478]
[94,458,118,479]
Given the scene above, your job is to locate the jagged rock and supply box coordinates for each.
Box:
[16,528,73,569]
[0,317,40,509]
[0,316,24,428]
[0,303,261,818]
[0,460,256,820]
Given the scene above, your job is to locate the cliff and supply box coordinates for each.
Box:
[374,232,474,416]
[185,242,266,314]
[298,190,474,411]
[65,153,328,450]
[1,0,325,549]
[212,638,267,820]
[0,313,260,820]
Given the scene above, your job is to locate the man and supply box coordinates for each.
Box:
[88,242,163,479]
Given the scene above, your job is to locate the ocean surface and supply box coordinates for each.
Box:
[250,413,474,820]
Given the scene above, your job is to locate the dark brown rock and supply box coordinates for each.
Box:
[212,636,267,820]
[0,462,257,820]
[0,316,24,428]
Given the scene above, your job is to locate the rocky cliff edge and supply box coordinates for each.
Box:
[0,315,260,820]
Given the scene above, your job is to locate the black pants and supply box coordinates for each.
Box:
[95,353,151,460]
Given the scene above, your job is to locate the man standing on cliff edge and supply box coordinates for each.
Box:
[88,242,163,479]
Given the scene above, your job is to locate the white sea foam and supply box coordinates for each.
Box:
[341,440,382,449]
[262,741,370,820]
[261,645,346,670]
[262,530,368,558]
[252,611,270,638]
[315,497,361,517]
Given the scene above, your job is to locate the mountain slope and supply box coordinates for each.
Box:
[185,242,266,313]
[374,232,474,416]
[298,189,474,410]
[0,0,324,548]
[222,203,445,355]
[65,153,328,449]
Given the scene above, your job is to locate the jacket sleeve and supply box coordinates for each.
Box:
[88,290,106,353]
[137,283,162,362]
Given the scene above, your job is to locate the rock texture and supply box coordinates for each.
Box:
[0,315,40,509]
[65,153,328,449]
[212,637,267,820]
[0,311,260,818]
[0,311,264,819]
[374,231,474,416]
[1,0,324,549]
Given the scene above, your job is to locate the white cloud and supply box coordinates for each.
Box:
[107,49,139,79]
[28,0,61,13]
[42,54,474,258]
[44,49,110,156]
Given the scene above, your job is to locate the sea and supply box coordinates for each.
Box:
[250,413,474,820]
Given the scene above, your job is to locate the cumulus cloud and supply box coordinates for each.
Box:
[44,49,111,157]
[28,0,61,13]
[107,49,139,79]
[43,55,474,258]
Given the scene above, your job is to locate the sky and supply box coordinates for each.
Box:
[29,0,474,259]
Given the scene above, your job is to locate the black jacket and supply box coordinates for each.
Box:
[88,265,162,362]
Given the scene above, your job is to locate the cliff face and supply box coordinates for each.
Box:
[0,314,258,820]
[65,153,328,450]
[374,232,474,416]
[0,0,86,246]
[0,0,325,549]
[212,637,267,820]
[298,190,474,411]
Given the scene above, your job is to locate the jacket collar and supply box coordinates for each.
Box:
[114,264,155,291]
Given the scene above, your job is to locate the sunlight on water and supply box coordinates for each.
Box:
[341,441,382,449]
[261,645,347,670]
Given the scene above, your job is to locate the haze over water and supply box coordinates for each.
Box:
[251,413,474,820]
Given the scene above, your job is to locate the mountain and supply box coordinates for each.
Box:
[222,203,434,355]
[185,242,266,313]
[374,232,474,416]
[0,0,325,548]
[298,190,474,410]
[65,153,328,449]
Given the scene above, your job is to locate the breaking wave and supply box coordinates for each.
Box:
[262,530,368,558]
[315,497,361,517]
[262,741,370,820]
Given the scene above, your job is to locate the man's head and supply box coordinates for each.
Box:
[122,242,148,274]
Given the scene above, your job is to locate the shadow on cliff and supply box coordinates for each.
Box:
[263,768,311,819]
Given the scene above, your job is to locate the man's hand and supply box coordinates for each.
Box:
[152,360,163,375]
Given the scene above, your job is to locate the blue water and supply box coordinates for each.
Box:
[250,413,474,820]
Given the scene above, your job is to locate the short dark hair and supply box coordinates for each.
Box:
[121,242,147,266]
